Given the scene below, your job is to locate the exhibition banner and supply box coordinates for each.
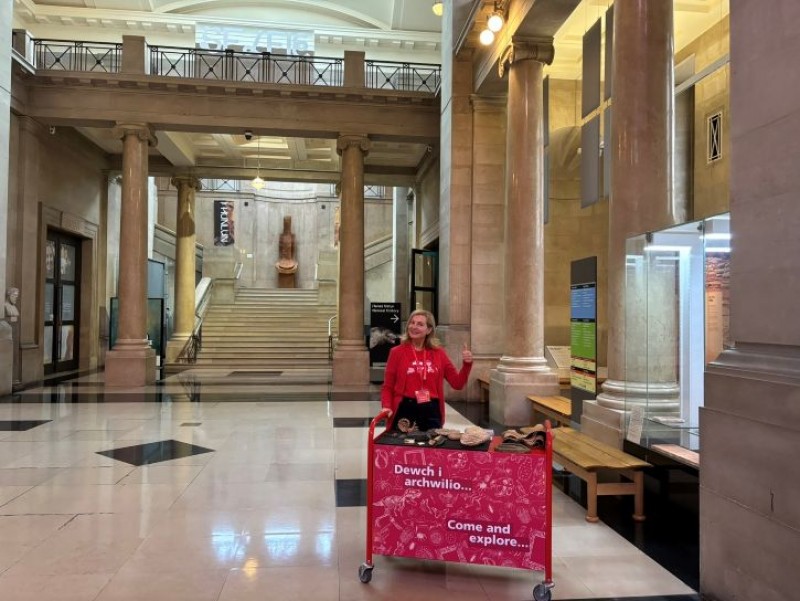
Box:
[213,200,235,246]
[371,445,548,570]
[368,302,402,365]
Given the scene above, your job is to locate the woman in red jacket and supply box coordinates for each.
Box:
[381,309,473,431]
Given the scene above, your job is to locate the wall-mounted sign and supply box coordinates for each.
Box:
[369,302,402,365]
[196,25,315,55]
[213,200,235,246]
[570,257,598,424]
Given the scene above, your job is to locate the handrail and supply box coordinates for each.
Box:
[365,59,441,93]
[327,314,338,361]
[233,261,243,281]
[176,277,213,364]
[32,39,122,73]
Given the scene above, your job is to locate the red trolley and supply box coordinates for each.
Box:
[359,409,555,601]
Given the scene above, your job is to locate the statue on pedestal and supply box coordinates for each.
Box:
[4,288,19,323]
[275,215,298,288]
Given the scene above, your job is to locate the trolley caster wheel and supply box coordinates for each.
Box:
[533,584,551,601]
[358,564,373,583]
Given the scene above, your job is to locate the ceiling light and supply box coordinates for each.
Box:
[251,175,265,190]
[432,0,443,16]
[487,11,504,32]
[479,28,495,46]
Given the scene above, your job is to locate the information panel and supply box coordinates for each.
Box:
[369,302,402,365]
[570,257,598,423]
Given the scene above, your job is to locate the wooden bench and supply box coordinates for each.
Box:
[477,373,491,403]
[528,395,572,426]
[552,427,651,523]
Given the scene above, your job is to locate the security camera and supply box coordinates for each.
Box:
[244,130,253,141]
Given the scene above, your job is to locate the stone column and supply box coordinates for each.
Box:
[165,176,201,363]
[583,0,681,445]
[392,186,410,317]
[332,134,371,386]
[0,0,13,395]
[489,39,559,426]
[105,123,157,387]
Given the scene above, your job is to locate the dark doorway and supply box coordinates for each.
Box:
[410,248,438,321]
[44,231,81,374]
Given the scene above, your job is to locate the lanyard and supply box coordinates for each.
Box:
[414,348,427,384]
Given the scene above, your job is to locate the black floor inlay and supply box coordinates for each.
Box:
[333,417,374,428]
[180,422,202,427]
[565,596,698,601]
[97,440,215,466]
[0,419,52,431]
[335,478,367,507]
[229,371,282,377]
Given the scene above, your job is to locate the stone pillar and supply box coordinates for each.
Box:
[121,35,146,75]
[584,0,680,445]
[0,0,13,396]
[489,39,559,426]
[343,50,365,88]
[701,1,800,598]
[392,186,410,317]
[165,176,201,363]
[105,123,157,387]
[332,134,371,386]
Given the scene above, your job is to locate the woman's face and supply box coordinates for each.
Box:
[407,314,431,344]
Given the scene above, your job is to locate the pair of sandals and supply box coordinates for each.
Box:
[496,425,548,454]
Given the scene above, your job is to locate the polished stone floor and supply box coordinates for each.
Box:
[0,369,699,600]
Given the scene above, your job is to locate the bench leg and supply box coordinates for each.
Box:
[632,471,646,522]
[586,473,599,523]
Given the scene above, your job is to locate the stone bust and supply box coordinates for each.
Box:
[275,215,298,275]
[4,287,19,323]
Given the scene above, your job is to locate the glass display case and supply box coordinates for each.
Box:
[624,213,731,454]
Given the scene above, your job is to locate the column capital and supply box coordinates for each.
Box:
[336,133,371,156]
[112,123,157,147]
[498,37,555,78]
[170,175,203,191]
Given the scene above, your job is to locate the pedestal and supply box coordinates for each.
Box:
[489,369,558,427]
[278,272,297,288]
[332,345,369,386]
[165,335,191,364]
[105,342,156,387]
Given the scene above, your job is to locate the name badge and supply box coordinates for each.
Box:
[415,389,431,403]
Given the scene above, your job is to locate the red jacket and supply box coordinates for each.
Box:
[381,342,472,422]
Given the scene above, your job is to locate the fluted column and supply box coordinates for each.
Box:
[165,176,201,363]
[489,39,559,426]
[585,0,681,441]
[105,123,157,387]
[0,0,13,396]
[332,133,371,386]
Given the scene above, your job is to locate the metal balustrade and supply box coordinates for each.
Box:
[26,39,441,96]
[365,60,441,93]
[148,45,344,86]
[33,39,122,73]
[200,179,241,192]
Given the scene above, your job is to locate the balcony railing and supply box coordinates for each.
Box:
[33,39,122,73]
[24,39,441,96]
[366,60,441,93]
[148,46,344,86]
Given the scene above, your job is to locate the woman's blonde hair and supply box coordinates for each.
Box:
[401,309,441,348]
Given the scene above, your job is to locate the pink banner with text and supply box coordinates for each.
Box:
[371,444,548,570]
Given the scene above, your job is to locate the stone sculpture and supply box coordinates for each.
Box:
[275,215,298,288]
[4,287,19,323]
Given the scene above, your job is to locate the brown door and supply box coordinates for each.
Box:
[44,231,81,374]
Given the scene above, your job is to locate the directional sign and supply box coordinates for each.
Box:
[369,302,402,365]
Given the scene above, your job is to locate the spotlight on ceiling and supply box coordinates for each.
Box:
[432,0,444,16]
[479,28,495,46]
[487,10,504,32]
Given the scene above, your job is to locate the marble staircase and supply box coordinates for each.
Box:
[194,288,337,371]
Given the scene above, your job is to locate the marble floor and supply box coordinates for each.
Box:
[0,369,699,601]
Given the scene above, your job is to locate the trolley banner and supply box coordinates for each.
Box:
[370,444,548,570]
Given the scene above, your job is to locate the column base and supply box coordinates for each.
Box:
[278,273,297,288]
[165,334,191,364]
[596,378,680,412]
[105,342,156,388]
[489,368,558,427]
[332,343,369,386]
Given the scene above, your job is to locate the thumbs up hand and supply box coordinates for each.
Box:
[461,343,473,364]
